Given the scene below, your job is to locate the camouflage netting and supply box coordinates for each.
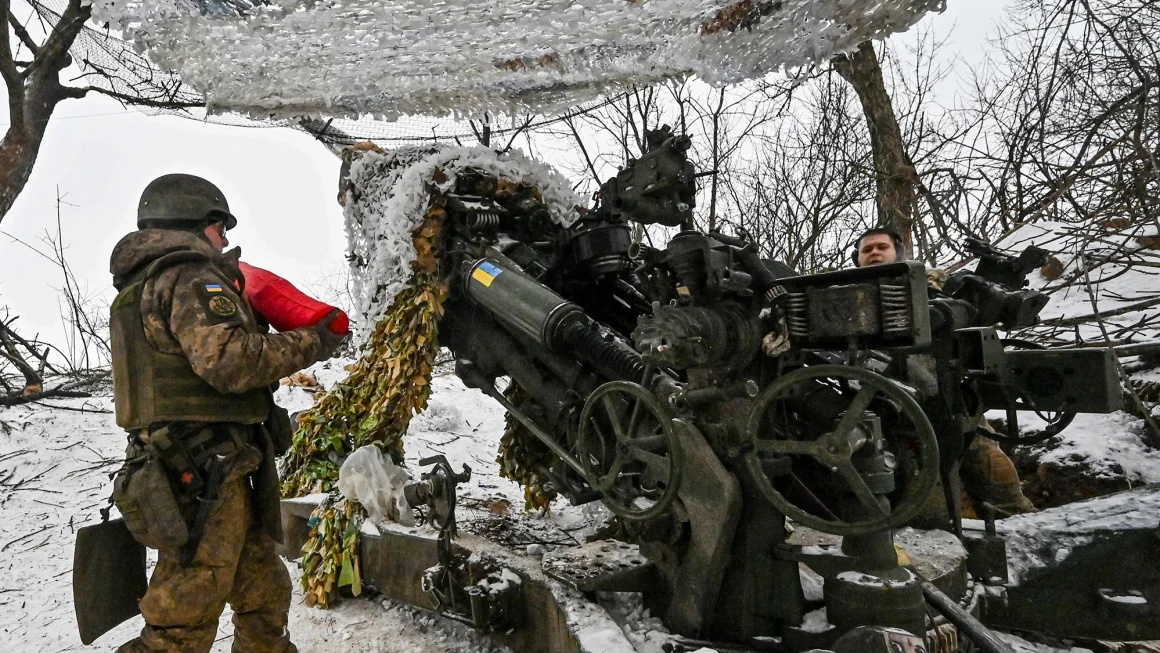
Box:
[88,0,945,120]
[281,142,581,605]
[31,0,625,147]
[497,384,559,513]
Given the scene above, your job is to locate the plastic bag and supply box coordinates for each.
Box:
[337,445,414,526]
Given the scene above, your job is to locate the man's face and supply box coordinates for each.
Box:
[857,233,897,267]
[203,221,229,253]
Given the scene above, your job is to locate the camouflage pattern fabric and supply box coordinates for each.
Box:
[960,434,1037,517]
[116,439,295,653]
[109,229,317,653]
[110,229,321,393]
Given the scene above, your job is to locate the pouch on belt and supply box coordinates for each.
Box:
[112,451,190,549]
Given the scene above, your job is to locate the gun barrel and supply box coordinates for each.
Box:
[464,257,645,382]
[464,258,584,350]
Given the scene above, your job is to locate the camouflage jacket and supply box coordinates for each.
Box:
[110,229,322,395]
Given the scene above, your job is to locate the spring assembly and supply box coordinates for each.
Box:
[879,281,912,336]
[468,212,502,229]
[558,320,646,382]
[783,292,809,338]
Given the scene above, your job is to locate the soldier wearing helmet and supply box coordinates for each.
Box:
[108,174,345,653]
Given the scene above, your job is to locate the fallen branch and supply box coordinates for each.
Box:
[0,387,91,407]
[30,400,111,414]
[1080,256,1160,447]
[1113,342,1160,358]
[1039,295,1160,328]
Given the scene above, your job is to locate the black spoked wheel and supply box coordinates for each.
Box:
[577,381,683,522]
[743,365,940,536]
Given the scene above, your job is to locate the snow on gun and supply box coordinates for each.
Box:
[279,132,1153,653]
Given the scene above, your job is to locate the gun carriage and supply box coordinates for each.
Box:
[312,128,1137,653]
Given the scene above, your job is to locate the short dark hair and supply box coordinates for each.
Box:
[852,228,905,266]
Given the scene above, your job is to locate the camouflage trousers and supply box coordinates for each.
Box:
[960,434,1036,517]
[915,434,1035,525]
[119,447,295,653]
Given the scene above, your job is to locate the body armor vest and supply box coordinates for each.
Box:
[111,251,269,430]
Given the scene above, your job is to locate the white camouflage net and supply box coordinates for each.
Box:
[342,145,581,332]
[92,0,946,119]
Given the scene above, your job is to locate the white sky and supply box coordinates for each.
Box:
[0,0,1008,348]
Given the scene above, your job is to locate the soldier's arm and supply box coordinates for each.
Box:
[166,266,323,394]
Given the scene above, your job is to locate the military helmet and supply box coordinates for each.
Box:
[137,173,237,230]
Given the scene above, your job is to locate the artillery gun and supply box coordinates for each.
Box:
[291,129,1146,653]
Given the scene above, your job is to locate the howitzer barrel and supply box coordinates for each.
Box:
[465,258,584,350]
[464,257,645,382]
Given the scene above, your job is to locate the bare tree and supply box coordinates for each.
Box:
[2,189,110,373]
[970,0,1158,234]
[0,0,92,220]
[0,0,204,223]
[832,41,921,253]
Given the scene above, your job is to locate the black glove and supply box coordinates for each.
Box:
[311,309,348,361]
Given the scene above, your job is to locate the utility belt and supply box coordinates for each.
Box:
[137,423,241,496]
[113,422,254,564]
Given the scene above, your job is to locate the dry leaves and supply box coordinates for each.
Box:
[282,371,320,389]
[495,383,558,512]
[1136,235,1160,250]
[281,202,448,499]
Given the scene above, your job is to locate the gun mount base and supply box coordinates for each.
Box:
[277,496,1003,653]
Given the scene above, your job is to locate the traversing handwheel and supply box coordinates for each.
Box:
[979,339,1077,445]
[577,381,684,522]
[743,365,939,536]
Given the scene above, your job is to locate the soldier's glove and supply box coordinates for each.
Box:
[311,309,349,361]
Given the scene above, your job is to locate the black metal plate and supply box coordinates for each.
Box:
[807,283,881,339]
[73,518,147,645]
[775,261,931,351]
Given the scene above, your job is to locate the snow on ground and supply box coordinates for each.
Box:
[1024,412,1160,484]
[0,378,518,653]
[0,359,607,653]
[986,221,1160,487]
[997,220,1160,345]
[0,355,1142,653]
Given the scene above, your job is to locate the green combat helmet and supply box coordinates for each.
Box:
[137,173,237,230]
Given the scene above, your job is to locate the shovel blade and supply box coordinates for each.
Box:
[73,518,147,644]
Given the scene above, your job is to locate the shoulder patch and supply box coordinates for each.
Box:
[207,295,238,318]
[205,283,224,293]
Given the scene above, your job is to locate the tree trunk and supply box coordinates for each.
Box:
[0,0,92,223]
[0,123,46,218]
[833,41,919,254]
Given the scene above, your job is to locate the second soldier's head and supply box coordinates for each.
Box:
[852,228,904,267]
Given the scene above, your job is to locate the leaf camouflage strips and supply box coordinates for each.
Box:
[281,167,567,606]
[496,383,558,512]
[281,199,447,605]
[298,497,362,608]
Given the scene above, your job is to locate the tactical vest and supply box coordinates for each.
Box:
[111,251,269,430]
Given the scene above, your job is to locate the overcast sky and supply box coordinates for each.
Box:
[0,0,1008,350]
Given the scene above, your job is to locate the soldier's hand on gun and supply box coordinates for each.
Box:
[312,309,349,361]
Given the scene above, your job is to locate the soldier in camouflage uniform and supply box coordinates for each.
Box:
[109,174,345,653]
[852,228,1036,518]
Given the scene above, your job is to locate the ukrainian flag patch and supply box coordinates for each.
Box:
[205,283,223,293]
